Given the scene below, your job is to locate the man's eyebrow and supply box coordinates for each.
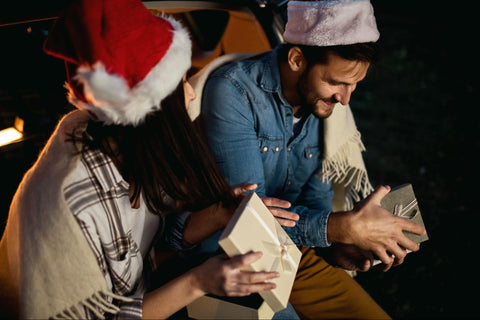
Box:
[327,73,367,86]
[327,78,354,86]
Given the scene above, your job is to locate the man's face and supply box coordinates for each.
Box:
[297,52,370,119]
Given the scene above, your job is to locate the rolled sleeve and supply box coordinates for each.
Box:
[284,205,331,247]
[162,211,193,251]
[110,296,143,320]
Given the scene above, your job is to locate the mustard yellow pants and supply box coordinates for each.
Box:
[289,247,391,320]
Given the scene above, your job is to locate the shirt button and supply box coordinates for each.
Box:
[308,153,313,159]
[287,147,291,152]
[263,146,268,152]
[287,181,292,186]
[274,147,280,152]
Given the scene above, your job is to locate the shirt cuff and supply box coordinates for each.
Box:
[283,205,331,247]
[162,211,195,251]
[111,296,143,320]
[303,208,331,247]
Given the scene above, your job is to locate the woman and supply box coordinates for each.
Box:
[0,0,299,319]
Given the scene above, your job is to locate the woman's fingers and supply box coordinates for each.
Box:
[232,183,257,196]
[261,197,298,227]
[234,268,279,284]
[224,252,279,296]
[227,281,277,296]
[227,251,263,269]
[269,208,299,227]
[262,197,291,209]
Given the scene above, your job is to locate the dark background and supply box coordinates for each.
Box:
[353,1,479,319]
[0,1,478,319]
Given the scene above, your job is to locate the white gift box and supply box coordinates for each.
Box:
[187,192,302,319]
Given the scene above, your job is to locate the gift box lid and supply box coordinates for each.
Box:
[381,183,429,243]
[218,192,302,313]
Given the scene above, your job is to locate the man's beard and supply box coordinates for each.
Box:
[296,72,335,119]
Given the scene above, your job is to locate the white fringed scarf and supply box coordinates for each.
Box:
[321,103,373,211]
[0,111,131,319]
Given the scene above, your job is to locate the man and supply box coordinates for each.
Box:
[200,0,426,319]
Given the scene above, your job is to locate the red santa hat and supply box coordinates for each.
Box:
[284,0,380,47]
[44,0,191,126]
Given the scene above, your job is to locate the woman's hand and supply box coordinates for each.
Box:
[232,182,258,197]
[192,251,279,296]
[261,196,298,227]
[143,251,278,318]
[232,183,299,227]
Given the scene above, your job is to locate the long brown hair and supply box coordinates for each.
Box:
[79,81,237,214]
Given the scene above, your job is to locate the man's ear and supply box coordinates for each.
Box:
[287,46,306,72]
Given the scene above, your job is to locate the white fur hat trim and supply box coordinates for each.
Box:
[284,0,380,46]
[69,16,191,127]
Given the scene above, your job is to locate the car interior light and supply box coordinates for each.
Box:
[0,116,24,148]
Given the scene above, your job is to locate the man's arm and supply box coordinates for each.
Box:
[202,74,426,263]
[202,74,268,195]
[202,74,331,247]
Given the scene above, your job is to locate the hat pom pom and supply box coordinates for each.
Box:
[76,62,130,107]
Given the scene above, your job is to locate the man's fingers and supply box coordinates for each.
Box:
[359,258,372,272]
[373,261,394,272]
[399,218,427,237]
[367,185,391,203]
[397,234,420,252]
[373,248,394,266]
[388,244,408,264]
[393,254,405,266]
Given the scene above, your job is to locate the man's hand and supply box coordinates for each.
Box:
[327,243,375,272]
[327,185,426,266]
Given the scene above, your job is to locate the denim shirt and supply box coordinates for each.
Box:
[202,47,334,247]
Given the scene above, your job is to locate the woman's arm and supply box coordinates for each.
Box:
[142,251,278,319]
[182,183,297,247]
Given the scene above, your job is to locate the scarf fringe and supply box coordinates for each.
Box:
[320,131,374,209]
[52,290,133,319]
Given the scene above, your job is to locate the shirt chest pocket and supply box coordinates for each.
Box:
[259,136,284,177]
[303,146,320,161]
[296,145,322,178]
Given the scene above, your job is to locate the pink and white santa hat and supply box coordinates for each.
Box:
[283,0,380,46]
[43,0,191,126]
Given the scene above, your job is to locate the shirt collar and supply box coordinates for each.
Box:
[259,46,283,94]
[259,46,294,108]
[82,148,129,193]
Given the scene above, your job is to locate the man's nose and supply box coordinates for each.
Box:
[333,85,356,105]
